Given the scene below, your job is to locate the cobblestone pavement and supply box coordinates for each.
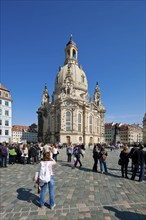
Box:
[0,147,146,220]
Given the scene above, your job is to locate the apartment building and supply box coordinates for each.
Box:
[0,83,12,143]
[105,123,115,144]
[12,124,38,143]
[105,122,143,145]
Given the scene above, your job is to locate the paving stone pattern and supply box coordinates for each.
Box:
[0,147,146,220]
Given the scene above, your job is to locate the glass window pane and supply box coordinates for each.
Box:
[66,111,71,131]
[5,101,9,106]
[5,130,9,135]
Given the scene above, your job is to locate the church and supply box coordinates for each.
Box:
[37,35,106,145]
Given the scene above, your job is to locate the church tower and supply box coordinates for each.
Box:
[41,83,50,106]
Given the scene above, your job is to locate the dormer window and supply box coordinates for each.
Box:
[5,92,8,98]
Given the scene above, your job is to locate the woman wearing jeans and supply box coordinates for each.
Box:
[99,146,108,173]
[39,151,56,209]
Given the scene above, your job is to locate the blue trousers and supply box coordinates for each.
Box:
[0,156,7,167]
[99,159,107,172]
[40,175,55,208]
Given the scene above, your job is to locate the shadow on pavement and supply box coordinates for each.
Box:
[57,159,68,163]
[60,163,73,168]
[104,172,123,179]
[104,206,146,220]
[60,163,92,172]
[17,188,40,207]
[79,166,93,172]
[108,167,121,171]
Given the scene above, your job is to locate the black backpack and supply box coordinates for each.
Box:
[1,146,8,156]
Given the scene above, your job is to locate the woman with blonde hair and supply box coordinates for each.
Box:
[39,151,56,209]
[119,145,129,178]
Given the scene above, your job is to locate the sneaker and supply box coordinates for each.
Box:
[39,205,44,209]
[50,204,56,210]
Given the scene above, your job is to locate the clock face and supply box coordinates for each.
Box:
[66,101,70,105]
[65,100,72,106]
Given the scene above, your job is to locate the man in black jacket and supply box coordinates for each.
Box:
[129,143,138,171]
[130,144,140,180]
[130,144,146,181]
[138,144,146,182]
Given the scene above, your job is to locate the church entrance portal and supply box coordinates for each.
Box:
[90,137,93,145]
[66,136,70,145]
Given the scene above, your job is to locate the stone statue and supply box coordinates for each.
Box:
[42,83,50,106]
[115,123,120,135]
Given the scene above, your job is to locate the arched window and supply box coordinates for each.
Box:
[89,115,93,133]
[66,111,71,131]
[67,50,70,58]
[78,113,81,132]
[67,88,70,94]
[73,49,76,58]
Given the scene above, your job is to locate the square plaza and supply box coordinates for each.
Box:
[0,147,145,220]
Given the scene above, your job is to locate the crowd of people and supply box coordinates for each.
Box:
[119,143,146,182]
[0,141,146,210]
[0,142,60,167]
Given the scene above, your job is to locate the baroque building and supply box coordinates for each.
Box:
[37,35,105,145]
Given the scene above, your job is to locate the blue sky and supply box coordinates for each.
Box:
[1,0,145,126]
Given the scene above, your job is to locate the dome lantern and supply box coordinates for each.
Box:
[64,34,78,65]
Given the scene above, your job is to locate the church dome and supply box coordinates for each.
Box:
[54,35,88,96]
[55,63,88,92]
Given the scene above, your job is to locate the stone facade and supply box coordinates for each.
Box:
[37,35,106,145]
